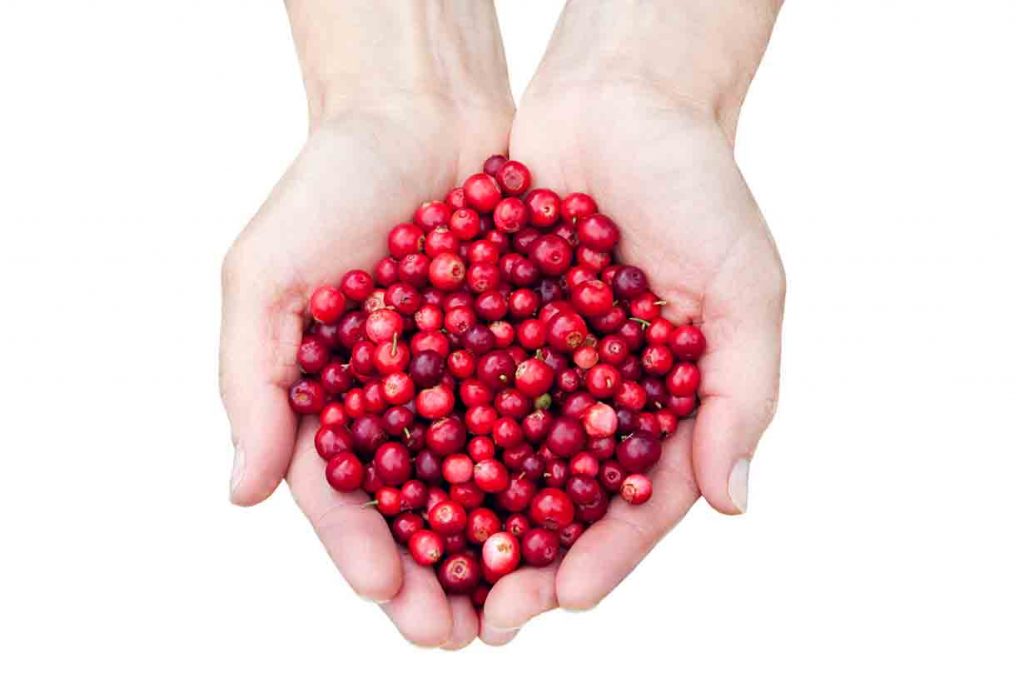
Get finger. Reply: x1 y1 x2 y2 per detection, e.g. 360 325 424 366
482 563 559 633
380 554 453 648
556 421 700 610
693 241 785 514
220 249 302 506
287 418 403 603
479 612 519 647
441 596 479 651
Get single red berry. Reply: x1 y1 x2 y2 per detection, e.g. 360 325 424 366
408 529 445 566
374 442 412 486
571 280 614 317
319 401 347 428
569 451 601 479
375 487 402 516
449 208 482 241
413 200 452 230
427 500 468 535
670 324 707 360
467 507 502 544
576 214 621 251
666 361 701 396
428 252 466 291
514 357 555 398
445 186 467 210
505 513 531 538
611 265 649 299
495 477 537 513
599 460 626 492
529 487 575 530
288 378 325 415
416 384 455 419
399 479 428 510
585 363 622 399
315 424 354 460
424 226 460 258
524 188 561 227
340 269 374 302
387 222 424 257
616 431 663 473
496 160 532 195
297 335 330 374
438 552 481 595
566 475 602 506
520 528 559 567
441 453 474 485
482 154 508 176
309 285 347 324
530 234 573 276
560 192 598 224
392 512 425 544
620 473 653 505
559 522 585 548
548 312 588 352
463 173 503 212
641 345 675 376
473 458 510 493
325 452 364 492
493 197 528 233
364 309 403 344
449 481 486 509
482 531 521 583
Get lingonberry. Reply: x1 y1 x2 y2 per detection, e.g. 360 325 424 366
620 473 653 505
576 214 621 251
495 477 536 513
339 269 374 302
374 442 412 487
325 452 364 492
560 192 598 224
493 197 528 233
414 201 452 231
666 361 701 396
387 223 424 258
585 363 622 399
468 435 496 462
449 481 485 509
399 478 428 510
319 401 347 428
408 529 444 566
611 265 649 300
482 531 521 582
428 500 468 535
616 430 663 473
569 452 600 479
496 160 531 195
529 488 575 530
288 378 325 415
467 507 502 544
438 552 481 595
559 522 585 548
424 226 459 258
315 424 354 461
442 453 474 485
530 234 573 276
477 350 515 389
392 512 425 544
463 172 502 212
398 253 430 286
309 285 347 324
566 475 602 506
473 458 510 493
524 188 561 227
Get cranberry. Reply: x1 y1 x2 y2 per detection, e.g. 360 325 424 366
450 481 486 509
414 200 452 230
288 378 325 415
559 522 585 548
325 452 364 492
670 324 707 360
392 512 424 544
408 529 444 566
468 435 496 462
467 507 502 544
666 361 701 396
319 402 347 428
477 350 515 389
315 424 353 460
585 363 622 398
616 431 663 473
641 345 674 375
483 154 508 176
399 478 428 510
340 269 374 302
463 173 502 212
560 192 598 224
297 335 330 374
374 487 402 516
571 280 614 317
428 252 466 291
620 473 653 505
514 357 555 398
482 531 521 583
611 265 649 299
388 222 424 258
493 197 528 233
566 475 602 506
449 208 482 240
438 552 481 595
548 312 588 352
473 458 510 493
599 460 626 492
530 234 573 276
576 214 620 251
529 488 575 530
442 453 474 484
496 160 531 195
309 285 347 324
424 226 459 257
428 500 468 535
374 442 412 486
496 478 536 512
524 188 561 227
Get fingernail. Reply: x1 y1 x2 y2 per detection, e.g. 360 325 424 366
230 444 246 498
728 458 750 513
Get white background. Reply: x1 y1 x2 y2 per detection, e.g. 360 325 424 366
1 1 1022 680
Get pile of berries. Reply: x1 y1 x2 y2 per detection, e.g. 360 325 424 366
288 156 705 602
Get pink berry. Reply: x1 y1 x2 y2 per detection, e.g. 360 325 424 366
620 473 653 505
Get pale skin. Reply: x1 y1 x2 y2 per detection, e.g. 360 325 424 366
220 0 784 649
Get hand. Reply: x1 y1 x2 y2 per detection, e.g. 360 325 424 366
479 1 785 643
220 0 513 649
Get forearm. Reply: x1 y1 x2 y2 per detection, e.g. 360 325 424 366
286 0 512 126
533 0 782 136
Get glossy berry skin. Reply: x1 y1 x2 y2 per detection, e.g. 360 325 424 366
428 500 468 535
530 234 573 276
560 192 598 224
576 214 621 251
428 253 466 291
620 473 653 505
309 285 347 324
529 488 575 530
473 458 510 493
514 357 555 398
493 197 528 233
374 443 412 486
463 173 502 212
670 324 707 360
288 378 325 415
340 269 374 301
315 425 354 460
496 160 531 195
548 312 588 352
570 280 614 317
467 507 502 544
611 265 649 300
438 552 481 595
388 223 424 258
481 531 521 583
325 453 364 492
666 361 701 396
408 529 444 566
524 188 561 228
521 528 559 567
391 512 424 544
616 431 663 473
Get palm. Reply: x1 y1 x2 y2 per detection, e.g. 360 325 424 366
479 83 785 635
220 99 510 648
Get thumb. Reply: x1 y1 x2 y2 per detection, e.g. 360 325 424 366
692 240 785 514
219 250 302 506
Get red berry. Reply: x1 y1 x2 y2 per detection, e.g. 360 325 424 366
288 378 325 415
571 280 614 317
414 201 452 230
438 552 481 594
616 431 663 473
493 197 528 233
560 192 598 224
428 252 466 291
428 500 468 535
481 531 521 583
670 325 707 360
576 214 620 251
442 453 474 485
529 488 575 530
482 154 508 176
620 473 653 505
374 442 412 486
473 458 510 493
524 188 561 227
467 507 502 544
388 223 424 257
530 234 573 276
408 529 444 566
463 173 503 212
309 285 347 324
666 361 701 396
340 270 374 302
520 528 559 567
548 312 588 352
496 160 532 195
325 452 364 492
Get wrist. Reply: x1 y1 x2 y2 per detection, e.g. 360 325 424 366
531 0 782 135
286 0 513 127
